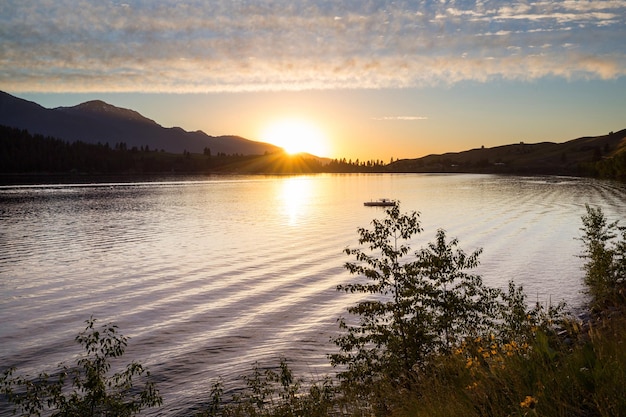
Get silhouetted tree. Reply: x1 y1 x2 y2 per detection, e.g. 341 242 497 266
331 205 501 386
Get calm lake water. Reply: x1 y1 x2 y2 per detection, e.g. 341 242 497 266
1 173 625 415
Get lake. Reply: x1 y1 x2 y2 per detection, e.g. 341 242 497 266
1 173 625 415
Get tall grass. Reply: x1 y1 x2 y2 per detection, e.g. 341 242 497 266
387 317 626 417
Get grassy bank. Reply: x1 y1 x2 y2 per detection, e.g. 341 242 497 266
384 311 626 417
195 307 625 417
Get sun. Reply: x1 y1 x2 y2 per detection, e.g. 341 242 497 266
260 118 329 156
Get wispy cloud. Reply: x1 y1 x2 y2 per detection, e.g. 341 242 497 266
1 0 624 93
372 116 429 121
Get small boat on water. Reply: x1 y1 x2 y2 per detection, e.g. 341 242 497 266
363 198 396 207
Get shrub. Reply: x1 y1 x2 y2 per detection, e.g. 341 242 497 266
1 317 162 417
198 358 335 417
330 205 528 391
579 204 626 309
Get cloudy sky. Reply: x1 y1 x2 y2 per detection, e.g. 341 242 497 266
2 0 625 159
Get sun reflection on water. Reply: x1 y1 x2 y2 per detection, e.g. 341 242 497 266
280 177 313 226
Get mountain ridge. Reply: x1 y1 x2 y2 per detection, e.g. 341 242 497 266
0 91 280 155
57 100 154 124
1 90 624 179
388 129 626 176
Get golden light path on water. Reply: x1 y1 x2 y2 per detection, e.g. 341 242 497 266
280 176 315 226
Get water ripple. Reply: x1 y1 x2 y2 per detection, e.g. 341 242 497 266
1 174 625 416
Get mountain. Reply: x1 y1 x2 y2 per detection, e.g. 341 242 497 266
388 129 626 176
0 91 280 155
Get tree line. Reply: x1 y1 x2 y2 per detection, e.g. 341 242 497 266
0 125 391 175
0 125 188 174
586 151 626 181
4 124 625 179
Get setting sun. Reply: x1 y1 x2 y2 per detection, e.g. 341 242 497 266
261 119 329 156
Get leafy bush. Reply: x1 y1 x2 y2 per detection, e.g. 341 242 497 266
330 204 564 403
579 204 626 309
1 317 162 417
198 358 335 417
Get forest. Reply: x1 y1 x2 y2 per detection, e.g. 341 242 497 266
0 125 390 177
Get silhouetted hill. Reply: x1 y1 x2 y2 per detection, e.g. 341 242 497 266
0 91 280 155
0 124 334 180
388 129 626 177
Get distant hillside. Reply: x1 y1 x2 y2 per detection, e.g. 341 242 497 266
388 129 626 178
0 124 339 180
0 91 281 155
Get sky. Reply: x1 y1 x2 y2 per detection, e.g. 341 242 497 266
1 0 625 160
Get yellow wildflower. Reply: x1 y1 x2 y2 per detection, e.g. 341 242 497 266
520 395 538 409
466 381 479 390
